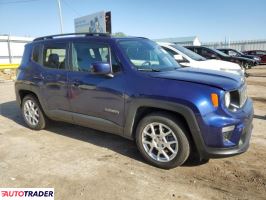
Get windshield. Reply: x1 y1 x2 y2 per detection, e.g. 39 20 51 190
209 47 230 57
118 39 180 71
234 49 244 55
170 44 206 61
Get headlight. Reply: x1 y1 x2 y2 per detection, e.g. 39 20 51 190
224 92 230 108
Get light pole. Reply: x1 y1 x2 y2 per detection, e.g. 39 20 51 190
57 0 64 33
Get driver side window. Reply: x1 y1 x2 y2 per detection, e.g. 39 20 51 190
228 50 237 56
201 49 215 59
71 42 121 73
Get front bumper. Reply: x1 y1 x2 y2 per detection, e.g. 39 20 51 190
202 115 253 158
195 98 254 159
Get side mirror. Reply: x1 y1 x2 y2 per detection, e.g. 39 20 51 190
174 54 184 61
91 62 111 75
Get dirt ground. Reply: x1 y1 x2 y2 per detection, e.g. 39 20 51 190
0 66 266 200
0 69 16 81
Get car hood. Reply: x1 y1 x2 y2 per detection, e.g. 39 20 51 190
188 59 241 70
243 55 259 60
150 67 244 91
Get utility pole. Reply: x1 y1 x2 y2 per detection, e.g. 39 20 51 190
56 0 64 33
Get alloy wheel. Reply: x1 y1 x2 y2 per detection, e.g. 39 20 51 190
141 122 178 162
23 99 40 126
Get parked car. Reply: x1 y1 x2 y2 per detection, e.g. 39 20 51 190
185 46 256 69
15 33 254 169
242 50 266 64
218 48 261 65
159 42 244 76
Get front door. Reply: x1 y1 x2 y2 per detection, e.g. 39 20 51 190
67 40 125 134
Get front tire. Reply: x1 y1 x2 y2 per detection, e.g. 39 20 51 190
22 95 47 130
243 62 249 69
136 112 190 169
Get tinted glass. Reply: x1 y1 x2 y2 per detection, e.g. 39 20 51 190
32 44 40 63
72 42 120 73
170 44 206 61
43 43 67 69
234 49 244 55
209 48 229 57
201 48 214 58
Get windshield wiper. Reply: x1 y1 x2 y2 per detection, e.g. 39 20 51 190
137 68 161 72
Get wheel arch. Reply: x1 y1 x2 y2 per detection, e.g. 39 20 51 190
124 99 205 156
18 89 39 107
15 82 46 109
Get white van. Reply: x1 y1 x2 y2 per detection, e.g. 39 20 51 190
158 42 244 76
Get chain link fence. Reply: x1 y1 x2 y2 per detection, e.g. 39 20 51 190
202 39 266 51
0 35 33 65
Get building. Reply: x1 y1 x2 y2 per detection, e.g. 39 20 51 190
154 36 201 46
0 35 33 64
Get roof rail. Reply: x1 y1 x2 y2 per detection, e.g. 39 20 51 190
33 32 110 41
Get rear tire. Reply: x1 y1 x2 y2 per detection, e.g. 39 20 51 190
136 112 190 169
21 95 47 130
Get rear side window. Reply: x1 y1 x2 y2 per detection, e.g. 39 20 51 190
71 42 121 73
201 48 213 58
42 43 67 69
32 44 41 63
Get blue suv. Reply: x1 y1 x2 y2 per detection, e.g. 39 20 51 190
15 33 254 169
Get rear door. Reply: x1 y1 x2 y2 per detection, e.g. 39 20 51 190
39 42 72 121
67 40 125 133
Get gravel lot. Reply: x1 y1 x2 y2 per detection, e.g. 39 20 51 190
0 66 266 200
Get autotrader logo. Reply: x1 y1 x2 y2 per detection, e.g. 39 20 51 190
0 188 54 199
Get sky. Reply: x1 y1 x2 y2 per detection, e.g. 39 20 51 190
0 0 265 42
